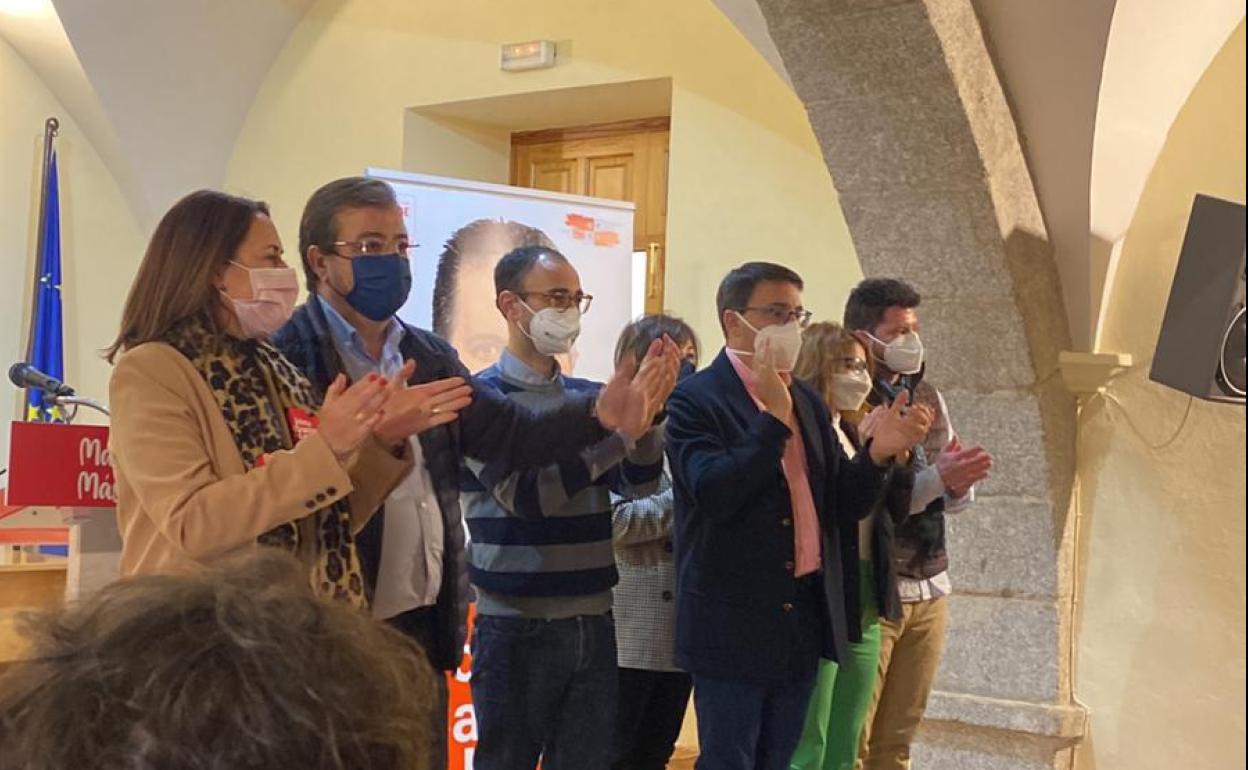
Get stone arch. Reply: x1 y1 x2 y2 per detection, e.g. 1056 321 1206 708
755 1 1082 767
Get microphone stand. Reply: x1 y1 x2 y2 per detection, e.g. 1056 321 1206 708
43 393 110 421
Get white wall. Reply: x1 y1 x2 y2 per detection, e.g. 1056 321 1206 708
1075 22 1246 770
1 33 144 464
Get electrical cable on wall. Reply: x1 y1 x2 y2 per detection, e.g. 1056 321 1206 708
1030 367 1061 392
1099 390 1195 450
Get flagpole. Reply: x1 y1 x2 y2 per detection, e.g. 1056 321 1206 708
25 116 59 363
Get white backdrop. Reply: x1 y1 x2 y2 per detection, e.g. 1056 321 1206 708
367 168 636 382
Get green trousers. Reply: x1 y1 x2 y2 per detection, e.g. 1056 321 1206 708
789 562 883 770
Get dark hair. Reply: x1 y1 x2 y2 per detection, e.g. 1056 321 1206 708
843 278 921 332
0 551 435 770
432 219 556 337
715 262 804 331
298 177 399 293
493 244 569 297
106 190 269 362
614 313 701 367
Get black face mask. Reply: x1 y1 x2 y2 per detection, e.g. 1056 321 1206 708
874 374 914 405
678 359 697 381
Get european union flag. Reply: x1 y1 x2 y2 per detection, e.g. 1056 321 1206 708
26 151 64 422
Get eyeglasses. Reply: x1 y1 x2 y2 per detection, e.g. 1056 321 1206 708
739 305 814 328
518 290 594 314
330 237 413 258
834 357 870 374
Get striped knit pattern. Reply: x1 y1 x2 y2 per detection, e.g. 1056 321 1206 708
462 351 663 619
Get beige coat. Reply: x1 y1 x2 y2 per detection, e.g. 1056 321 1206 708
108 342 412 577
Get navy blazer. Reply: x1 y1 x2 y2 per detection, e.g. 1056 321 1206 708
272 299 606 670
665 350 889 684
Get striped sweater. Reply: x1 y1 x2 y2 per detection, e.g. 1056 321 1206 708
462 349 664 619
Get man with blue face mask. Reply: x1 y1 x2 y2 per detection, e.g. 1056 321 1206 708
665 262 932 770
273 178 680 770
461 245 681 770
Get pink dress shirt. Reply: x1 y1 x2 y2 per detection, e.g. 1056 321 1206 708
726 349 822 576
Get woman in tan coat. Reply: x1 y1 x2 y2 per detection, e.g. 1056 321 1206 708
106 190 468 607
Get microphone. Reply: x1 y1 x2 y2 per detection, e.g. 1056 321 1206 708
8 362 75 397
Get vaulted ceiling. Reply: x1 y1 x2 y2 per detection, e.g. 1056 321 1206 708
0 0 311 226
716 0 1243 349
2 0 1243 348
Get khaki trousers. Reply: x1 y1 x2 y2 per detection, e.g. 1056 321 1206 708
855 597 948 770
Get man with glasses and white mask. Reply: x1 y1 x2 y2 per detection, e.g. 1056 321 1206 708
461 245 681 770
842 278 993 770
664 262 932 770
273 179 680 770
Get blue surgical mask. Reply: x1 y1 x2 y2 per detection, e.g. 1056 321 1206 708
340 254 411 322
678 359 697 381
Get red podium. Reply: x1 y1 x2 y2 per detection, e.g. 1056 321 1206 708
6 421 121 599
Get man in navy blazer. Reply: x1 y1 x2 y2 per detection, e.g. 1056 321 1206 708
273 177 678 769
665 262 929 770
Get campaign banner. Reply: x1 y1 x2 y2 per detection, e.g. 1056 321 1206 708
448 604 478 770
6 422 115 508
367 168 636 382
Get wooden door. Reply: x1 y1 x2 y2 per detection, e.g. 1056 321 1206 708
512 118 669 313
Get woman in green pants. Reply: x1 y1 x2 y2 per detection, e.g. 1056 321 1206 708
789 323 919 770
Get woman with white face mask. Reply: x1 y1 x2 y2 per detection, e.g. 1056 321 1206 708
106 190 418 604
788 322 923 770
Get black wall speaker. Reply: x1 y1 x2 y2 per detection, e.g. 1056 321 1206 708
1150 194 1246 403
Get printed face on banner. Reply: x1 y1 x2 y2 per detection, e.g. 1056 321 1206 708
432 218 577 375
388 175 634 382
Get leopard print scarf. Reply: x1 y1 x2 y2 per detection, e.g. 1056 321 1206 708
164 317 366 607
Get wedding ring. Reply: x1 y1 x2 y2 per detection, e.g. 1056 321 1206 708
430 406 442 415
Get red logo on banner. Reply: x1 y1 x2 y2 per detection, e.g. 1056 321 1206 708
565 212 621 249
7 422 115 508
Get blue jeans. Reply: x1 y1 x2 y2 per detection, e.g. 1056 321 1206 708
693 673 819 770
471 613 618 770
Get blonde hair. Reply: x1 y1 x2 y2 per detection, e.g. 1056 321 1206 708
793 321 874 417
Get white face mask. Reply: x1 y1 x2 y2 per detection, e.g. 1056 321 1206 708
831 371 873 412
868 331 924 375
519 300 582 356
731 311 803 372
221 262 298 340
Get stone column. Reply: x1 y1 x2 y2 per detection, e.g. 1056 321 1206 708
755 0 1086 767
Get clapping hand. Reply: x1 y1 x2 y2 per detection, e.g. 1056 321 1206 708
866 391 934 465
857 405 885 442
318 373 390 462
373 360 474 445
752 338 793 425
635 336 682 420
936 435 992 497
596 336 682 440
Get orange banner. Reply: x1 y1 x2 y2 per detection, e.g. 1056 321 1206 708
447 604 478 770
